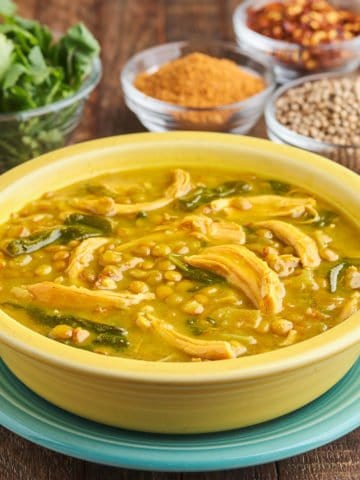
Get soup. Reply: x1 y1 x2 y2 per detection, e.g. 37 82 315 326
0 167 359 362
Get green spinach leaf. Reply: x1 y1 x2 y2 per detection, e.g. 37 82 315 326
0 1 100 168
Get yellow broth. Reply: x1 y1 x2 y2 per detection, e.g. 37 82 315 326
0 167 359 362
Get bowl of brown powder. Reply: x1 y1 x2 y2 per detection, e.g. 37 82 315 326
120 40 275 133
265 70 360 172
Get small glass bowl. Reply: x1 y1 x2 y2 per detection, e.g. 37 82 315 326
233 0 360 83
265 71 360 172
120 40 275 133
0 57 102 171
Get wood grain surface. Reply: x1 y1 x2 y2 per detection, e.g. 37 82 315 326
0 1 359 479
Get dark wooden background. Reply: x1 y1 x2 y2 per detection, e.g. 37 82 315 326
0 1 359 479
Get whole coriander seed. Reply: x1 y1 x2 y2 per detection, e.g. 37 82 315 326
275 75 360 146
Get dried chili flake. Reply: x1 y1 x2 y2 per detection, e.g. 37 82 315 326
247 0 360 71
247 0 360 47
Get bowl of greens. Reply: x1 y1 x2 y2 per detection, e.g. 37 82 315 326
0 0 101 171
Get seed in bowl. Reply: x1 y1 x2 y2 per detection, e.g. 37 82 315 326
0 167 359 362
275 75 360 145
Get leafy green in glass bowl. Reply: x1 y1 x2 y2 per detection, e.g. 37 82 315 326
0 0 101 170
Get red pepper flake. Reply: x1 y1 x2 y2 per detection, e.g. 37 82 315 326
247 0 360 46
247 0 360 71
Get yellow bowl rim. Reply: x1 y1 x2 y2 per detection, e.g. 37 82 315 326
0 132 359 383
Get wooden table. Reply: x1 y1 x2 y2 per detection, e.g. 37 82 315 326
1 1 359 479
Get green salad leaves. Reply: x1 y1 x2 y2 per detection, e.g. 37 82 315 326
0 0 100 168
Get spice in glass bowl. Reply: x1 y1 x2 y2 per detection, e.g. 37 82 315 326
246 0 360 72
121 41 274 133
134 52 265 108
275 75 360 145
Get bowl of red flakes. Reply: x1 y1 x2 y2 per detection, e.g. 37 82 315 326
233 0 360 83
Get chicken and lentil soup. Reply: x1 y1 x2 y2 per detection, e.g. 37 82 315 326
0 167 359 362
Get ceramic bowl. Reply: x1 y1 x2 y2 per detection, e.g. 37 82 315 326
0 132 359 434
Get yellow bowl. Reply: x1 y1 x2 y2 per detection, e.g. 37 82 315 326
0 132 359 434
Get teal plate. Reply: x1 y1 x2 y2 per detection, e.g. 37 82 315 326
0 358 359 472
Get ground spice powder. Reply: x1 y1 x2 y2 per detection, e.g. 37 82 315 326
134 52 265 108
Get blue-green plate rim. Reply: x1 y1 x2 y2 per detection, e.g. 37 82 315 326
0 358 359 472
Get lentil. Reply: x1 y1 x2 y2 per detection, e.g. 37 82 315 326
147 270 163 285
140 259 155 270
133 244 151 256
151 244 172 257
54 275 65 283
129 280 149 294
155 285 174 299
157 259 176 271
53 260 67 271
53 250 70 261
164 270 182 282
49 324 73 340
176 279 195 293
165 293 184 306
193 293 209 305
35 264 52 276
200 286 219 295
100 250 123 265
67 240 80 249
129 268 149 279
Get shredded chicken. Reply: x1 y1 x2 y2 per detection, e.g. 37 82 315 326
254 220 321 269
314 230 339 262
338 292 360 321
345 266 360 290
13 282 154 310
71 169 191 216
210 195 318 221
66 237 109 283
279 329 298 346
72 196 117 216
178 215 245 244
264 252 300 277
186 244 285 314
136 308 246 360
164 169 192 199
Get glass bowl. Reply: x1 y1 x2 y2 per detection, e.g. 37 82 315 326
265 71 360 172
233 0 360 83
0 57 102 172
120 40 275 133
